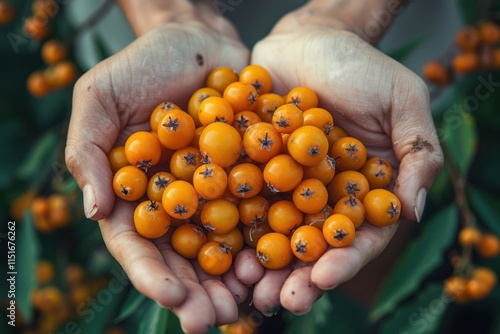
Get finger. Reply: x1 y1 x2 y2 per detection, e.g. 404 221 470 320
311 222 399 290
252 267 292 316
222 265 249 304
66 73 120 220
234 248 265 286
280 265 324 315
390 78 444 222
193 262 238 326
99 199 186 307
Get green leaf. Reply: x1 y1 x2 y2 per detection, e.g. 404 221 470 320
138 300 169 334
455 0 480 24
284 294 333 334
386 33 429 62
114 288 146 323
379 283 447 334
369 205 459 322
467 186 500 236
16 213 40 323
16 130 58 182
443 112 478 178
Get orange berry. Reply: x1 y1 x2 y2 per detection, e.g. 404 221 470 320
458 226 482 247
479 22 500 45
27 71 51 97
476 234 500 258
452 53 480 74
0 1 15 25
455 26 480 51
24 15 51 40
41 39 67 64
444 276 468 303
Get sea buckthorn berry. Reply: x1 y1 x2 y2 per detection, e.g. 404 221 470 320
47 61 78 89
256 232 293 269
206 67 239 94
268 200 303 236
422 60 450 86
24 15 50 40
476 234 500 258
47 194 70 227
223 81 258 112
465 267 497 301
113 166 147 201
333 196 365 229
64 264 86 286
452 53 480 74
244 222 273 248
255 93 285 123
326 125 348 147
444 276 468 303
199 122 242 168
360 157 393 189
232 111 262 136
286 86 318 111
302 107 334 135
304 205 333 230
458 226 482 247
36 260 55 284
0 1 15 25
147 171 176 202
108 146 129 174
291 225 327 262
162 180 199 219
125 131 162 171
207 228 244 257
201 199 239 235
134 200 171 239
263 154 303 193
327 170 370 204
198 241 232 276
479 22 500 45
287 125 329 167
169 146 202 182
171 224 207 259
189 126 205 148
27 71 51 97
363 189 401 226
243 122 283 164
239 64 273 94
157 109 196 150
41 40 67 65
330 136 367 171
302 155 336 185
227 163 264 198
271 103 304 134
150 101 180 132
292 178 328 214
193 163 227 200
198 96 234 125
31 197 49 218
455 26 480 51
323 213 356 248
188 87 221 126
238 195 269 226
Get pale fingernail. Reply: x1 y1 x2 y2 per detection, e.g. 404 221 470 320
83 184 98 219
414 188 427 223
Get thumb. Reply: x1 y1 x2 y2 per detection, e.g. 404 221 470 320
391 78 444 222
65 73 119 221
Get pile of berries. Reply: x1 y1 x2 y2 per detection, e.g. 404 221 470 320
423 21 500 86
109 64 402 275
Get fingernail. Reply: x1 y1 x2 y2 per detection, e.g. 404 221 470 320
83 184 98 219
414 188 427 223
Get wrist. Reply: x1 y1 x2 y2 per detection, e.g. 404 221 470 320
271 0 407 45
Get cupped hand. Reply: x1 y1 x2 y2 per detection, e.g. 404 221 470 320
244 25 444 314
65 17 250 333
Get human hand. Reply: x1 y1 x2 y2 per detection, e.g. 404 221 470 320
65 7 250 332
243 16 444 315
